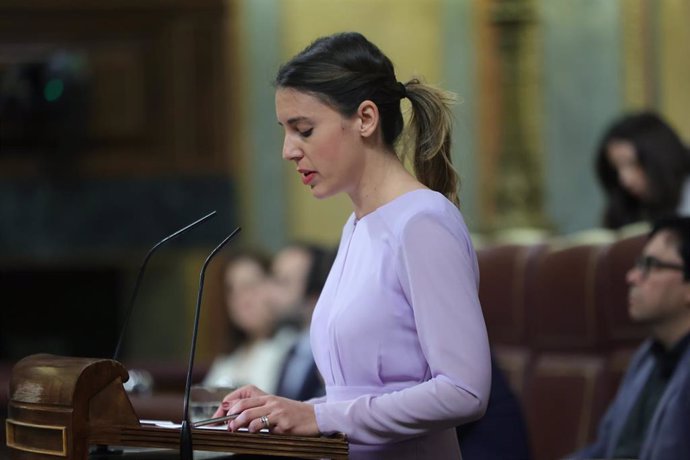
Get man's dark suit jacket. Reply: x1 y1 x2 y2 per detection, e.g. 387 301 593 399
456 357 531 460
275 333 325 402
570 338 690 460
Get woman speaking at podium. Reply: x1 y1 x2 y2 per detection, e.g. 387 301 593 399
214 31 491 459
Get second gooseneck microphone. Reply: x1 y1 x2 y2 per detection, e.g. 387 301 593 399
112 210 218 362
180 227 242 460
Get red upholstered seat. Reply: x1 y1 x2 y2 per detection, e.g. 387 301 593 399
493 345 531 400
526 244 608 351
477 244 546 346
523 353 608 460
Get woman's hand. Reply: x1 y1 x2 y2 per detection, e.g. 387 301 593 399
211 385 268 419
212 384 319 436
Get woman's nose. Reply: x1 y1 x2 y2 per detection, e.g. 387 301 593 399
282 137 303 161
619 170 636 189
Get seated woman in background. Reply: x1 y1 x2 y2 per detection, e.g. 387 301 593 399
203 250 297 393
596 111 690 229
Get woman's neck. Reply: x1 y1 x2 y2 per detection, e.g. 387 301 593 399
245 328 271 347
348 148 425 220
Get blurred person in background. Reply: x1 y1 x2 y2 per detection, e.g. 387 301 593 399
203 250 297 393
273 243 334 402
268 242 318 328
568 216 690 460
456 356 531 460
596 111 690 229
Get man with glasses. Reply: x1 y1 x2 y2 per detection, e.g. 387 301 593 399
570 216 690 459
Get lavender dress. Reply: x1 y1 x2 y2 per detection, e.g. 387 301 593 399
310 189 491 459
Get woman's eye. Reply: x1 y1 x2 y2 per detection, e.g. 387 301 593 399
299 128 313 138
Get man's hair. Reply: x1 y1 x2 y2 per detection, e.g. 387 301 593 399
651 216 690 280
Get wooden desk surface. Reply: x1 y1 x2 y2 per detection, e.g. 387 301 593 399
89 446 306 459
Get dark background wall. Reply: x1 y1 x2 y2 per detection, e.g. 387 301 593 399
0 0 239 364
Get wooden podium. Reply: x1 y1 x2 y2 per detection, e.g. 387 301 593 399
5 354 348 459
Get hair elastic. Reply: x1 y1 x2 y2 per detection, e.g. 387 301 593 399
397 81 407 99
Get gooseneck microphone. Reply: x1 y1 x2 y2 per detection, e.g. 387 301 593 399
180 227 242 460
112 210 218 361
92 211 217 458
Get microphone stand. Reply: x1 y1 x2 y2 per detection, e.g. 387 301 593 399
180 227 242 460
93 210 217 458
113 210 217 361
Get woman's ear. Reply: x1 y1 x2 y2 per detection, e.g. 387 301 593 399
356 100 379 138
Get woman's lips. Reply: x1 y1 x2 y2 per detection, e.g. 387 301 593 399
300 170 316 185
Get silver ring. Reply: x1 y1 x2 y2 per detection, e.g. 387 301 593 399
260 415 269 428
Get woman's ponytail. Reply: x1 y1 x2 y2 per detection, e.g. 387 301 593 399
404 79 460 206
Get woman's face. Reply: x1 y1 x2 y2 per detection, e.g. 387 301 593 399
224 259 272 338
275 88 363 199
607 140 650 200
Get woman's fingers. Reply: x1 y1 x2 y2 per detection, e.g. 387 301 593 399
210 404 226 419
213 384 267 419
210 397 238 418
248 413 271 433
225 396 319 436
221 384 266 403
228 403 267 432
228 396 263 414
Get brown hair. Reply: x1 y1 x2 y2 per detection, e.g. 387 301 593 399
275 32 460 206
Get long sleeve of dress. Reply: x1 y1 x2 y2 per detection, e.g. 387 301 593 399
313 210 491 445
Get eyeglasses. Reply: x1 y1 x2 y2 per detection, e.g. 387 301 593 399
634 255 685 277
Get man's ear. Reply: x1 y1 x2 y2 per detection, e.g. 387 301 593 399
356 100 379 138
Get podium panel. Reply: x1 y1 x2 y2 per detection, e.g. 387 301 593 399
5 354 348 460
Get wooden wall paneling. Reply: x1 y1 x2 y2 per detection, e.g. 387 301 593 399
0 0 230 178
